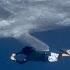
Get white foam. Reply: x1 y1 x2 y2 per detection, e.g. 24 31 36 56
48 52 59 62
10 53 16 61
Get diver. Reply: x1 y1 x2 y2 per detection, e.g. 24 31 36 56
10 46 70 64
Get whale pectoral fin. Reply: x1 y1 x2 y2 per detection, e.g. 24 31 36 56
17 33 49 51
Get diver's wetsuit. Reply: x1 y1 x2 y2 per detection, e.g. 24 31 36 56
15 46 49 64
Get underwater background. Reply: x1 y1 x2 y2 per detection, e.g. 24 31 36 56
0 28 70 70
0 1 70 70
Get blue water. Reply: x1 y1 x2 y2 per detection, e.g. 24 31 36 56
0 28 70 70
